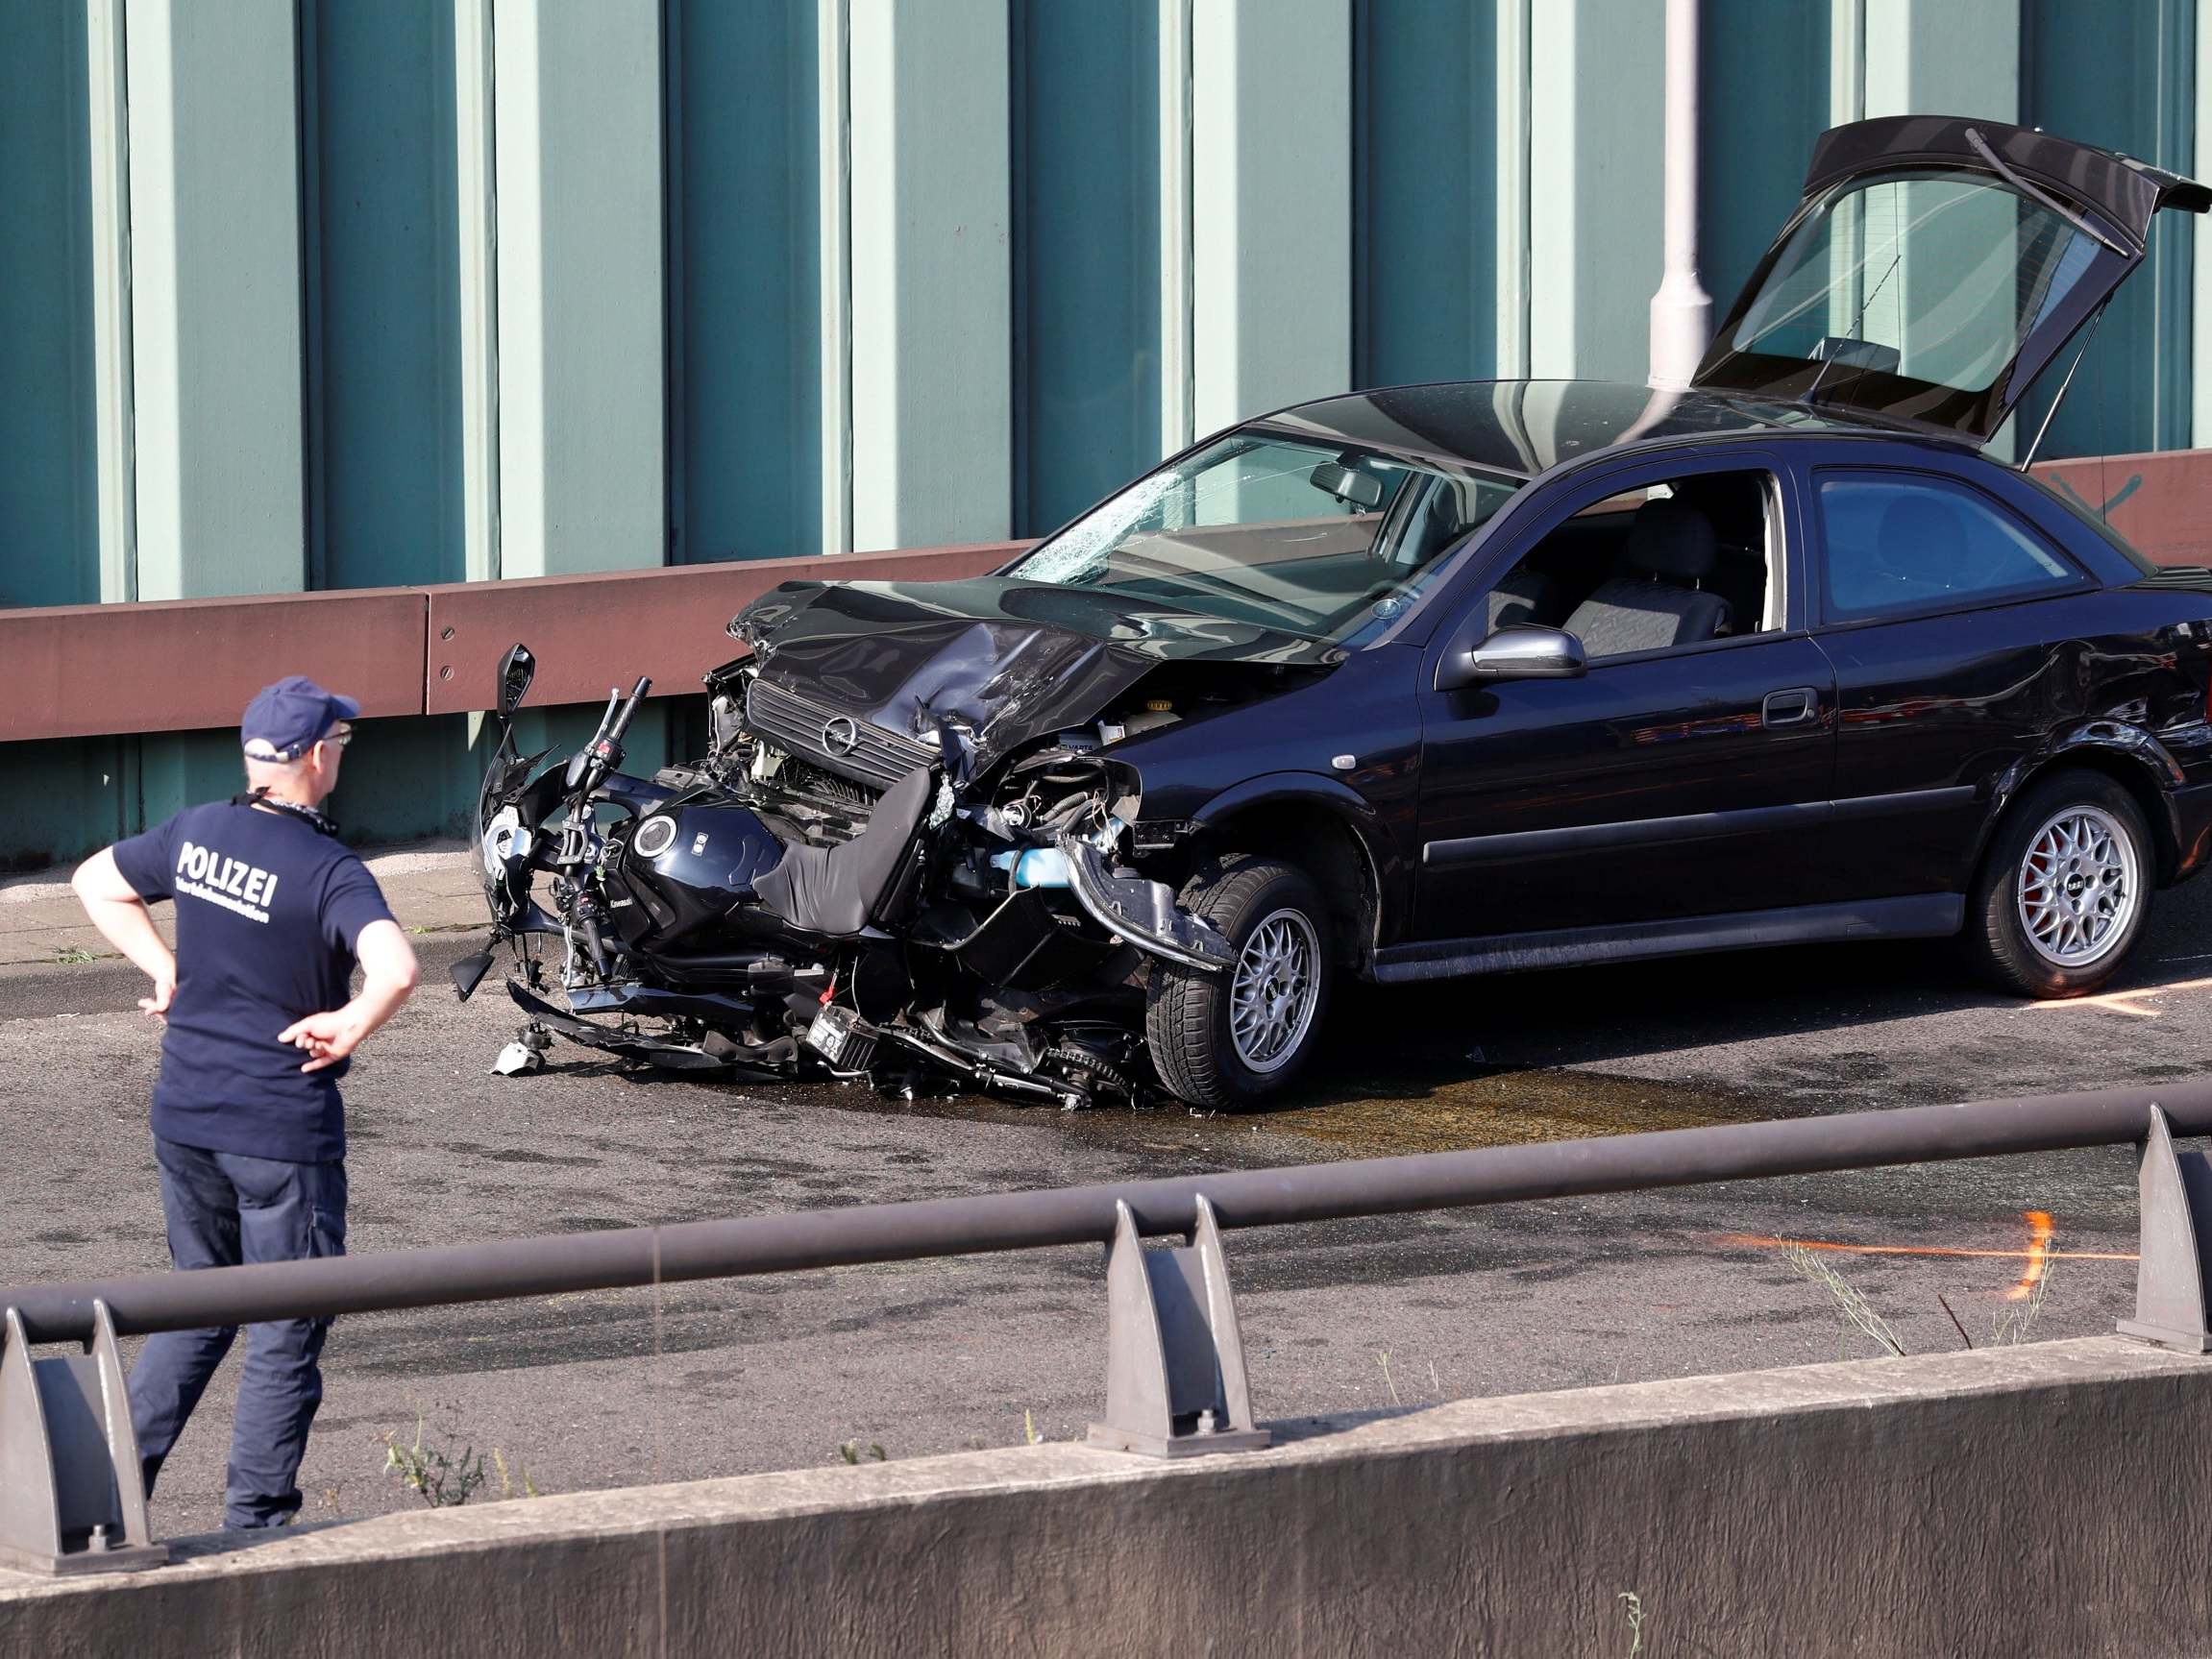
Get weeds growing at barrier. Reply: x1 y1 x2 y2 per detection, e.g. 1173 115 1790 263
1783 1232 2063 1359
1782 1244 1907 1358
1991 1256 2058 1346
382 1411 485 1507
381 1408 539 1506
491 1446 539 1500
839 1440 887 1464
1618 1590 1648 1656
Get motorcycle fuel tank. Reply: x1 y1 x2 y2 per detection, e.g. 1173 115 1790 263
617 802 785 948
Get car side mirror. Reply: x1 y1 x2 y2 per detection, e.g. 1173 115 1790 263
495 643 536 718
1436 625 1586 692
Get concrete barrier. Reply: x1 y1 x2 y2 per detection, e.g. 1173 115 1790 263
3 1334 2208 1657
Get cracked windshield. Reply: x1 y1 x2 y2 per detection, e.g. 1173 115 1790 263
1010 432 1523 642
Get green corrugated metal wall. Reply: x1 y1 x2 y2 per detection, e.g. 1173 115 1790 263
0 0 2206 869
0 0 98 610
2022 0 2198 458
1354 0 1500 387
672 0 822 566
307 0 466 592
1014 1 1162 535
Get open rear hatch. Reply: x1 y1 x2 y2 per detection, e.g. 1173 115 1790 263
1693 115 2211 442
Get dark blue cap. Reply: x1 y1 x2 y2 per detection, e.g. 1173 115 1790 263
241 676 359 762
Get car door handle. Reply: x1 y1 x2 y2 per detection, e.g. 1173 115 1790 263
1761 687 1819 727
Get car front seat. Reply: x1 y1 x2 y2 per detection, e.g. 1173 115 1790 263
754 766 935 938
1561 499 1733 656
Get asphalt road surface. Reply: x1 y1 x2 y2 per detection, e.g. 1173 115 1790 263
4 880 2209 1539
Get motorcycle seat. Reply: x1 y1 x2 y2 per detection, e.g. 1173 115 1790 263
753 766 935 938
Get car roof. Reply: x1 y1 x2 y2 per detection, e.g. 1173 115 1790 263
1258 378 1944 481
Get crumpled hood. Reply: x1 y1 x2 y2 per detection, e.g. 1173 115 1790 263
731 576 1339 770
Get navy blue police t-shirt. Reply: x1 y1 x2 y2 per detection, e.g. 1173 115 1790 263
111 800 395 1163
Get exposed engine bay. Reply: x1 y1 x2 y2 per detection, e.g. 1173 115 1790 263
456 577 1337 1110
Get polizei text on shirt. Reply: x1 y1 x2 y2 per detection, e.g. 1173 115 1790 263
174 841 279 923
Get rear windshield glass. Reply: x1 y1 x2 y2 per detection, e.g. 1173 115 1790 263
1726 167 2102 397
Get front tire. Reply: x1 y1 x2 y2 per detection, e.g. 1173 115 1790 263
1144 855 1331 1110
1965 769 2153 998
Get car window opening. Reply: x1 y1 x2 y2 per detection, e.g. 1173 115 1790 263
1482 469 1782 661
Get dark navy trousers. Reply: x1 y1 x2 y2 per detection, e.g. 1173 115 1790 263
130 1136 347 1529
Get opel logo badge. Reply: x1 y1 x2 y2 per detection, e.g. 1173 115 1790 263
822 715 860 757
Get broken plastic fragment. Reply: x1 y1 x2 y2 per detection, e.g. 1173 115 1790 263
490 1040 544 1077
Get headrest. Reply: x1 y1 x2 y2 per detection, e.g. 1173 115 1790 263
1621 498 1718 584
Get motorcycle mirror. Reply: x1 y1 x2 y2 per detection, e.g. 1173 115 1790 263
495 643 536 719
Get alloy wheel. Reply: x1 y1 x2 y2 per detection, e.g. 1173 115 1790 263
2015 804 2139 969
1228 908 1321 1073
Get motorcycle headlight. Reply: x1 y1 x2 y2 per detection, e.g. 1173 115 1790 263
479 805 532 889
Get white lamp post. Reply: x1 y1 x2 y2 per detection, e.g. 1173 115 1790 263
1648 0 1712 390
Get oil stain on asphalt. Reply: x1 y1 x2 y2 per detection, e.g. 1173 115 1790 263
766 1060 1775 1165
1254 1065 1777 1157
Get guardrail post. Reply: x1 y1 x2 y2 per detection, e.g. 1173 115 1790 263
2117 1106 2212 1354
0 1302 165 1575
1087 1196 1269 1457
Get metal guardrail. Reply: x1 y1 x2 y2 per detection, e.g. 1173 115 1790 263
0 540 1033 744
7 1080 2212 1575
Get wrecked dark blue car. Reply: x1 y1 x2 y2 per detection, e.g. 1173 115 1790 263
466 116 2212 1110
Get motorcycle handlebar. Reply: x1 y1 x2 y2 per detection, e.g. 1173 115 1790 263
605 676 651 744
561 676 653 798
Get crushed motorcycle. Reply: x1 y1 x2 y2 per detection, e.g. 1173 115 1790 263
450 590 1335 1110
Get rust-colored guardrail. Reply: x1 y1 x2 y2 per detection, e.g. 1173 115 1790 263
420 544 1028 716
0 542 1030 744
0 446 2204 747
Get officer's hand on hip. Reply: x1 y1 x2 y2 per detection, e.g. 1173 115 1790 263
278 1011 366 1073
139 975 174 1022
274 919 420 1073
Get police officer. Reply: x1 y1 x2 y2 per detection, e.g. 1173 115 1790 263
71 676 419 1529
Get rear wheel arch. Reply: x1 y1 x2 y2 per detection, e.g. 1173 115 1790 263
1983 737 2180 887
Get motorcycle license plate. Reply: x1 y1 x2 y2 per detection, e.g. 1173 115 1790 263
805 1004 858 1063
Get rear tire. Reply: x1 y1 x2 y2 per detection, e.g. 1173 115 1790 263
1965 769 2153 998
1144 855 1331 1110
